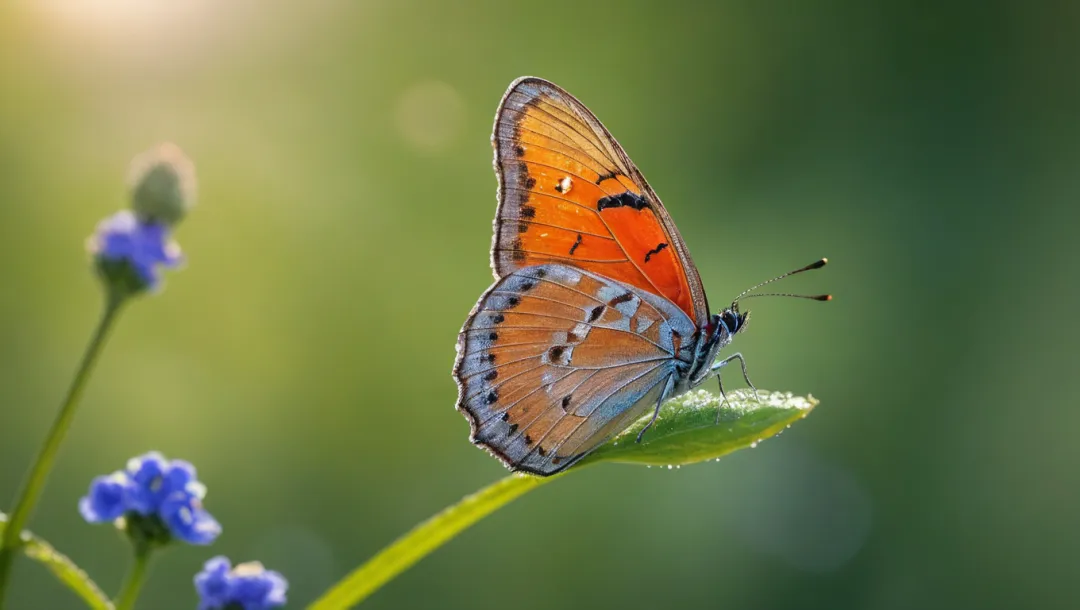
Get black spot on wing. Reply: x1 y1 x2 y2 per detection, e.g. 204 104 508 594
568 234 582 256
597 192 649 212
517 163 536 190
588 305 605 323
643 242 669 263
509 238 527 262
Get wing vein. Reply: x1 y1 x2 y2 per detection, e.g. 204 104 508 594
551 365 669 458
499 218 616 239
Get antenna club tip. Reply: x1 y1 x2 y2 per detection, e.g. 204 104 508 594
821 257 828 265
823 294 833 301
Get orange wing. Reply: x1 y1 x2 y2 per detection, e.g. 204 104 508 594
491 77 710 327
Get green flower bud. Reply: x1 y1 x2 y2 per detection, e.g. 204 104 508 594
128 143 196 227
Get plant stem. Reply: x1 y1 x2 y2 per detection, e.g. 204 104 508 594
114 544 152 610
0 295 125 604
307 473 555 610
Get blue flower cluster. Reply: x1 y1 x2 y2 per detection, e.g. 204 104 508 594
195 556 287 610
88 210 183 293
79 452 220 545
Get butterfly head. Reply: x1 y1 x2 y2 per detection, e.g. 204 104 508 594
717 307 750 337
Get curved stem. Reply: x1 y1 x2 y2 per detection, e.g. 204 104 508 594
307 389 817 609
114 544 152 610
307 474 556 610
0 295 126 604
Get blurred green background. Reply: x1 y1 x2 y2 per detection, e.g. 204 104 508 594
1 1 1078 608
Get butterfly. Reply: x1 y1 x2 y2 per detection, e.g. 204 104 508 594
453 77 829 476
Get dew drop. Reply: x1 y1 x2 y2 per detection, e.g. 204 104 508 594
750 441 758 448
667 464 673 470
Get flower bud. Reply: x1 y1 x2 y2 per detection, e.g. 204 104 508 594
128 143 196 227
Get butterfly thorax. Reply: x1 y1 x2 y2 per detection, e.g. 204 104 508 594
685 309 749 388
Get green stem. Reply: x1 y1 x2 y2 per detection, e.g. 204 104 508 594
113 544 152 610
307 473 557 610
307 390 818 609
0 295 125 604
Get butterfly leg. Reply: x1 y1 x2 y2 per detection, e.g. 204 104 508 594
712 353 757 423
636 373 676 444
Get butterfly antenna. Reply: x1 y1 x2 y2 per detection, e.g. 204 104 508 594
737 292 832 302
732 258 831 307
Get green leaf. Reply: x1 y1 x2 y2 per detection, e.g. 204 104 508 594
583 389 818 467
308 389 817 609
0 512 114 610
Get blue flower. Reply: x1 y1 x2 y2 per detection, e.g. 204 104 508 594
78 472 132 523
124 452 202 516
193 556 232 609
160 490 221 545
88 210 182 294
79 452 220 546
195 556 288 610
124 451 169 515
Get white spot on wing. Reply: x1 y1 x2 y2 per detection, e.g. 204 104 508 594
545 266 581 286
613 295 639 318
636 316 655 334
571 323 590 339
597 286 620 303
658 321 674 351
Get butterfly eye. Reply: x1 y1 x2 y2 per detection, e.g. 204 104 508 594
719 310 740 334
